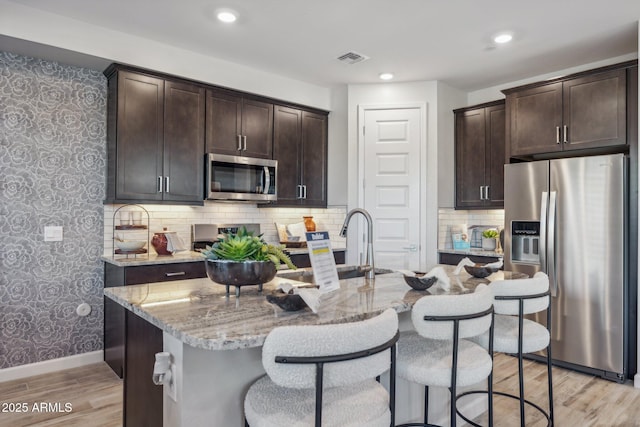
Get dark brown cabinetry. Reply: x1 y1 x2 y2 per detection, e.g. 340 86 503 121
205 89 273 159
104 261 206 427
271 105 328 207
103 261 206 377
454 100 505 209
105 65 205 205
504 61 635 159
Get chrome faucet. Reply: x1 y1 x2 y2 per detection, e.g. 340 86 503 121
340 208 375 280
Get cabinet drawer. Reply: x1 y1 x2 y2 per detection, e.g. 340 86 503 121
125 262 206 285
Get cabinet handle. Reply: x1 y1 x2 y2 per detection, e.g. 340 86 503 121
165 272 186 277
242 135 247 151
237 135 242 151
158 176 163 193
556 126 561 144
563 125 568 143
165 176 170 193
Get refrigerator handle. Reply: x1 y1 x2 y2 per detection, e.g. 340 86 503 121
548 191 558 297
539 192 548 274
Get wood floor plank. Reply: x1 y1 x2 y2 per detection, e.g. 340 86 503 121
3 356 640 426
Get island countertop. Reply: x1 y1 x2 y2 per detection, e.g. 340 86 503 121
104 265 525 351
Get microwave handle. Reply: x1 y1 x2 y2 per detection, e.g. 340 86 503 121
262 166 271 194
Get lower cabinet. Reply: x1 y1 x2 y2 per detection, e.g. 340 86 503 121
438 252 501 266
288 249 345 268
104 261 206 377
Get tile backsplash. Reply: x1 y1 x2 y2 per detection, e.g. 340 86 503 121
104 203 348 256
438 208 504 249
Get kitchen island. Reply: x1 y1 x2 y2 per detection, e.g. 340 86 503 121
104 265 525 426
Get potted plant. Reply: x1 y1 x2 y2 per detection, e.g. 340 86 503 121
201 227 296 296
481 228 499 251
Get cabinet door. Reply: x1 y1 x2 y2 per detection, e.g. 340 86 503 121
163 80 205 202
116 71 164 201
563 69 626 150
205 89 242 155
508 82 563 157
301 111 328 207
272 105 302 205
455 108 486 208
241 98 274 159
485 104 505 207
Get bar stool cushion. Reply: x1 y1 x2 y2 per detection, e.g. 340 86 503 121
244 376 390 427
474 314 550 354
396 331 492 388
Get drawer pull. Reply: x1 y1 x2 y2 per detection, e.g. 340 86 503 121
165 272 186 277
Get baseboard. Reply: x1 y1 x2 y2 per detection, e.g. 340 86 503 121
0 351 103 383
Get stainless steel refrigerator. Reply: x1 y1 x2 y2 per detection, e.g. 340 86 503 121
504 153 629 382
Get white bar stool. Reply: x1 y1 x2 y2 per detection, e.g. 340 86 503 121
244 308 399 427
458 272 554 426
395 284 495 427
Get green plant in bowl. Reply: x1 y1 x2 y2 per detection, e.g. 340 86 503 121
201 227 296 270
482 229 499 239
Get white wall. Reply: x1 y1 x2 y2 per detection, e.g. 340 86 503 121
346 81 439 269
0 0 331 110
327 85 349 206
436 82 467 208
467 53 638 106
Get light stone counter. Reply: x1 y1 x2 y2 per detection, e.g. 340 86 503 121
102 251 205 267
104 266 523 351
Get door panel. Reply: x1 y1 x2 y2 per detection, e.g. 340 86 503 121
363 108 421 271
546 155 625 374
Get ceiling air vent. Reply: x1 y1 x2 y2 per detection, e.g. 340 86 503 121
337 51 370 65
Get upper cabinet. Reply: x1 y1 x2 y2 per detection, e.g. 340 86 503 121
205 89 273 159
504 61 636 160
454 100 505 209
105 65 205 205
271 105 328 207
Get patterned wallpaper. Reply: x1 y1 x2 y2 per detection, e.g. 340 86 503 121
0 52 107 369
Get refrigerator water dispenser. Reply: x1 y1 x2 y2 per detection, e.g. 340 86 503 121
511 221 540 264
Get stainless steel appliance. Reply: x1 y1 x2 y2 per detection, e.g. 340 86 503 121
192 223 261 251
206 153 277 202
504 153 630 382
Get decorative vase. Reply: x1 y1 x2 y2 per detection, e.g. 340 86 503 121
152 228 173 255
303 216 316 232
481 236 497 251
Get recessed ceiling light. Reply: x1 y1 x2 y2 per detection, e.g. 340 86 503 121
379 72 394 81
493 33 513 44
217 10 237 23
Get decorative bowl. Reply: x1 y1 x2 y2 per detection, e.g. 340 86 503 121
114 239 146 251
464 264 499 279
403 273 438 291
205 259 277 286
266 292 307 311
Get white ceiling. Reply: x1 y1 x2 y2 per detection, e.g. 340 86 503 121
4 0 640 91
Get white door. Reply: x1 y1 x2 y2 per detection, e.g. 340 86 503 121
361 107 422 271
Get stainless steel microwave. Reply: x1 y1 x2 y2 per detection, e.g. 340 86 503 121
206 153 277 202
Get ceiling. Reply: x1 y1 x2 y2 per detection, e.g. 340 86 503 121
4 0 640 91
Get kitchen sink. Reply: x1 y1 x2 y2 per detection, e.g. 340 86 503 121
278 267 395 284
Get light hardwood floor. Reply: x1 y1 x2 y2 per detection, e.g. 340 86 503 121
1 354 640 426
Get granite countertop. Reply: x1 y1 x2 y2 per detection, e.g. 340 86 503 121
438 248 504 258
104 265 524 351
102 251 205 267
103 247 347 266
